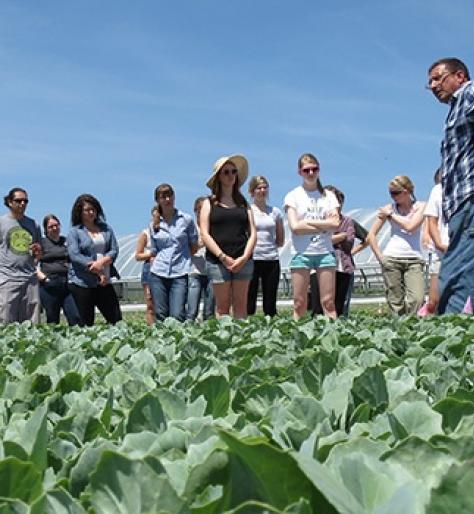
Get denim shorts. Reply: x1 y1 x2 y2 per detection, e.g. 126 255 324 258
206 259 254 284
289 252 336 270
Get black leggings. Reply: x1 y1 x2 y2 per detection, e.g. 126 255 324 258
247 260 280 316
69 283 122 326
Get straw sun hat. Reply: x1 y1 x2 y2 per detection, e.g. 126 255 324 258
206 154 248 189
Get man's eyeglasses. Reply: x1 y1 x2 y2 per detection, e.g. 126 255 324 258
425 71 454 90
12 198 29 204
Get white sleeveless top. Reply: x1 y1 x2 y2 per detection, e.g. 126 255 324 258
383 202 423 259
142 226 153 253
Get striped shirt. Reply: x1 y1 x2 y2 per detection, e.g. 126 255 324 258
441 80 474 222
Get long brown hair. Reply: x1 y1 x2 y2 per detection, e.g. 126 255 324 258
210 169 248 208
298 153 324 194
150 205 160 232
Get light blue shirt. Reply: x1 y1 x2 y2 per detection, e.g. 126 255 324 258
150 210 198 278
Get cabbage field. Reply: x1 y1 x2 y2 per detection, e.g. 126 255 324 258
1 314 474 513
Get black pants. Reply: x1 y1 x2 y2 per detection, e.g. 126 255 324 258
247 260 280 316
40 277 81 325
69 283 122 326
309 271 353 317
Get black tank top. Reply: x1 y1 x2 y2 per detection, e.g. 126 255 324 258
206 203 250 263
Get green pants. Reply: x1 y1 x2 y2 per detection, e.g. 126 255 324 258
382 257 425 315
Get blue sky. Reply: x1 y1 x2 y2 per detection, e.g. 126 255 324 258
1 0 473 235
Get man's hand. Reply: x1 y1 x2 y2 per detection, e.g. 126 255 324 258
30 243 42 259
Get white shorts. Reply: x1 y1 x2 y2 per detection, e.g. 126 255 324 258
429 255 441 275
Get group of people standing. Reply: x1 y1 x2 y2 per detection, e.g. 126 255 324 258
135 151 369 323
371 56 474 317
0 189 122 326
1 56 472 325
134 155 284 324
0 151 365 326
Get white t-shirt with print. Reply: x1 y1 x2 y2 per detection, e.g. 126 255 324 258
284 186 339 255
424 184 449 259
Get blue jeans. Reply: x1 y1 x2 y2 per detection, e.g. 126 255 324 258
186 274 215 321
438 196 474 314
149 273 188 322
40 277 81 325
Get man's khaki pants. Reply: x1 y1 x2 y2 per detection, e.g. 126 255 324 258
0 276 40 323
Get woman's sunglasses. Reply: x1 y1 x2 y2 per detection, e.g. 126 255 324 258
221 168 238 176
301 166 320 174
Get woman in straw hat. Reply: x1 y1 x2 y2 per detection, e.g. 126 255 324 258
367 175 426 315
200 154 256 319
284 153 340 320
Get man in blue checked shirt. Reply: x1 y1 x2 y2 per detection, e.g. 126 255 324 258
428 57 474 313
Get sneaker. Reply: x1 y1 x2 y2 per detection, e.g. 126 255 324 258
462 296 473 314
417 303 430 317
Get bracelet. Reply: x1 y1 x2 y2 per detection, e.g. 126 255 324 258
218 252 225 262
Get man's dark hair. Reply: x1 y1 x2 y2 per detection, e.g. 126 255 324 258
4 187 27 208
429 58 471 80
